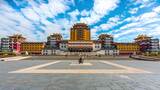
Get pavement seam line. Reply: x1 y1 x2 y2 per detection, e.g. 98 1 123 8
2 56 31 61
100 60 152 73
9 61 61 73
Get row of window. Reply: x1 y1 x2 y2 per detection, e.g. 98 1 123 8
60 45 101 48
95 46 100 48
61 46 67 48
118 48 139 50
22 46 43 48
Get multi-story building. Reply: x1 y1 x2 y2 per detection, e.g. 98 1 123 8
0 38 12 52
98 34 113 49
135 35 159 54
9 34 26 54
68 23 93 52
47 33 62 49
104 44 119 55
115 43 140 55
98 34 118 55
149 39 159 54
70 23 90 41
21 42 45 55
42 33 62 55
135 35 151 53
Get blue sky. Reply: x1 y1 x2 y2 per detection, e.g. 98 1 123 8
0 0 160 42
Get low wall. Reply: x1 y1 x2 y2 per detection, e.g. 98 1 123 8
130 55 160 61
21 55 133 60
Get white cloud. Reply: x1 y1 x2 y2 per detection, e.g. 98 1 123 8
93 0 118 15
68 9 80 21
114 28 145 38
153 6 160 13
80 10 90 17
47 0 70 16
91 26 99 39
113 6 160 40
133 0 155 6
27 0 71 19
0 0 159 42
129 8 138 14
100 22 116 30
80 0 119 25
140 12 158 20
0 0 72 41
119 22 138 30
21 7 40 21
92 16 120 32
13 0 28 7
148 26 160 36
108 16 120 22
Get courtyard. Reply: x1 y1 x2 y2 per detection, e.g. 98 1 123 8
0 56 160 90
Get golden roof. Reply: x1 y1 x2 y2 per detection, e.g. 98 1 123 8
47 33 62 40
9 34 26 39
49 33 62 37
72 23 89 29
134 34 151 40
98 34 113 40
74 23 87 26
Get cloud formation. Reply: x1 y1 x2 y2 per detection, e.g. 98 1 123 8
0 0 159 42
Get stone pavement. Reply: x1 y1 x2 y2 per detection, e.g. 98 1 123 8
0 57 160 90
9 60 150 74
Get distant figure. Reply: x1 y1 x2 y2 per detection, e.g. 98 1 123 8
129 53 132 58
79 56 84 64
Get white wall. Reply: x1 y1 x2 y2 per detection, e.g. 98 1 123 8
93 43 101 51
59 43 68 51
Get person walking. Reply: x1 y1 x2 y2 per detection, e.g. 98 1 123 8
79 56 82 64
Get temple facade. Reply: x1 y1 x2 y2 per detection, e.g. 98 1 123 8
1 23 159 56
135 35 159 54
67 23 94 52
9 34 26 54
70 23 90 41
42 33 62 55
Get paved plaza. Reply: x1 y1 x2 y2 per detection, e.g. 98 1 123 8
1 56 160 90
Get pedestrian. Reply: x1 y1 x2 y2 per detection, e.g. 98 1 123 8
79 57 82 64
